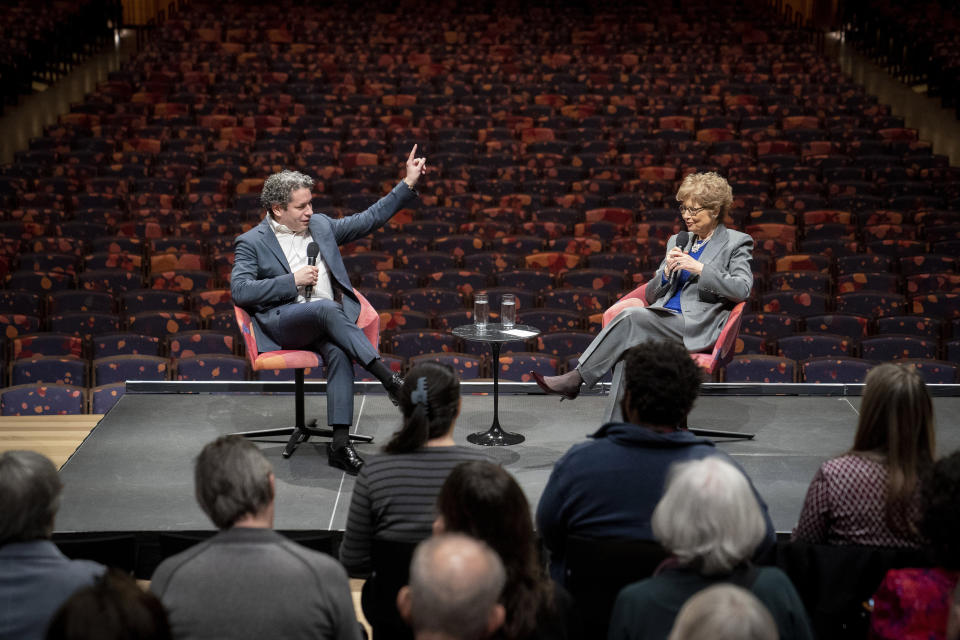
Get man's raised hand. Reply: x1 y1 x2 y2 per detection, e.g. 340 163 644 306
403 144 427 188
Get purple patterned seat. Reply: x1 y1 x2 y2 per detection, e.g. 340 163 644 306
378 310 433 333
559 269 627 294
723 355 797 382
387 330 458 359
409 352 485 380
1 384 86 415
462 252 522 273
47 290 115 314
121 290 188 315
739 313 799 340
92 355 170 385
358 269 421 291
11 356 88 387
399 252 458 273
93 333 162 358
904 273 960 295
497 353 559 382
801 356 874 383
835 292 905 318
127 311 202 338
875 315 942 339
517 308 584 333
6 270 75 293
541 288 611 314
764 271 830 292
11 333 84 360
423 271 491 298
495 269 555 293
909 294 960 320
174 355 249 381
859 335 937 361
79 269 144 293
775 334 851 360
396 288 465 315
48 312 120 339
896 359 958 384
805 314 870 341
166 331 236 358
835 273 899 294
535 331 595 358
0 291 43 316
91 382 125 414
760 291 828 317
735 335 769 355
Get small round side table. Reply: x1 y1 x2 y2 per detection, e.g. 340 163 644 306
451 323 541 446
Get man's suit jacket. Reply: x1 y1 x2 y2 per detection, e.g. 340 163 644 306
643 223 753 353
231 181 417 352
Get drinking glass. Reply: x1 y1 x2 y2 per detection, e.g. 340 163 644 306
501 293 517 328
473 293 489 331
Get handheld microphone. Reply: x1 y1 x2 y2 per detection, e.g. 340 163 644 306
305 242 319 299
676 230 691 252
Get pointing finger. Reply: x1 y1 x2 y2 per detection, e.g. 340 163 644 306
408 145 417 162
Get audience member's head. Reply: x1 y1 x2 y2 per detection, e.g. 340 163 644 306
0 450 62 545
45 569 171 640
621 340 702 429
384 362 461 454
398 534 506 640
920 450 960 569
653 456 766 576
853 363 935 535
947 580 960 640
435 461 550 639
194 435 274 529
667 584 778 640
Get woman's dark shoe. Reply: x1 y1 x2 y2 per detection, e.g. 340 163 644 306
385 373 404 406
531 371 581 401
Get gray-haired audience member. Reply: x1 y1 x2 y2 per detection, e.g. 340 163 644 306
0 451 104 640
607 457 813 640
46 569 171 640
667 584 779 640
398 534 506 640
149 436 360 640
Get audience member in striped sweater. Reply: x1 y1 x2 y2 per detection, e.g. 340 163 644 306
339 361 491 577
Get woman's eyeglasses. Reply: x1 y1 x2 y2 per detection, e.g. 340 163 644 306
678 205 708 215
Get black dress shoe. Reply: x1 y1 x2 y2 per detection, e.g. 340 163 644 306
327 443 364 475
385 372 404 406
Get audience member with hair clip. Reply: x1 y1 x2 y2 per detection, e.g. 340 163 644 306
869 450 960 640
340 362 491 577
608 456 813 640
792 363 936 547
435 461 583 640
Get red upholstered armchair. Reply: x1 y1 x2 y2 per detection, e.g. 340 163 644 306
600 282 750 438
232 291 380 457
602 281 747 378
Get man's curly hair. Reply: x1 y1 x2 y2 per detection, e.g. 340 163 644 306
920 450 960 568
622 340 703 427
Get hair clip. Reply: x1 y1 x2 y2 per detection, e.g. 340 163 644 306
410 376 430 416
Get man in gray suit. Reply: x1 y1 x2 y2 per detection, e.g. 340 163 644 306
231 147 427 474
533 172 753 400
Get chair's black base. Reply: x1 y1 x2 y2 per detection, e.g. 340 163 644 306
232 421 374 458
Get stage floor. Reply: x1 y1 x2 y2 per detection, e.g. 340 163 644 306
56 387 960 537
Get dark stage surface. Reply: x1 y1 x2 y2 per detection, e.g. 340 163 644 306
56 385 960 536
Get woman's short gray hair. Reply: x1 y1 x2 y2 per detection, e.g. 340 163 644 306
260 170 315 214
668 584 778 640
675 172 734 217
194 436 273 529
0 450 62 544
652 456 766 575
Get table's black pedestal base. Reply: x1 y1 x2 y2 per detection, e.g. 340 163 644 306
467 423 525 446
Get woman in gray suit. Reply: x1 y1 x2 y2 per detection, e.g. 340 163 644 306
533 172 753 400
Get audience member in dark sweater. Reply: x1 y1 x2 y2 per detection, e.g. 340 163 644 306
398 534 507 640
667 584 778 640
870 450 960 640
608 457 814 640
150 436 360 640
793 363 935 547
0 451 105 640
435 461 583 640
340 362 490 577
536 340 775 582
47 569 171 640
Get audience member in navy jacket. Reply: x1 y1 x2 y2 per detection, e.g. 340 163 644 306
536 340 775 582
